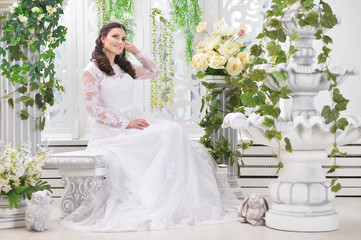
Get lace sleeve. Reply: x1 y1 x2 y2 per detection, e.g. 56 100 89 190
81 70 130 129
133 51 161 80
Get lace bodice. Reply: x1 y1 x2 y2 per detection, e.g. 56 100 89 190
82 52 160 129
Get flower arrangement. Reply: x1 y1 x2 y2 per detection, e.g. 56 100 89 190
192 18 249 78
0 141 51 209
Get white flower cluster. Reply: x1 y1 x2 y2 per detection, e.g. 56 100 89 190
192 18 250 77
0 141 50 194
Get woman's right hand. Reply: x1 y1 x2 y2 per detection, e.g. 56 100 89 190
126 119 149 130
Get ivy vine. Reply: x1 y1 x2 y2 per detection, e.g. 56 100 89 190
94 0 136 42
171 0 202 65
150 8 174 110
0 0 67 130
246 0 342 192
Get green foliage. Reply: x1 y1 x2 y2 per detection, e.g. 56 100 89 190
4 180 52 209
0 0 67 130
171 0 202 65
94 0 136 42
150 8 174 110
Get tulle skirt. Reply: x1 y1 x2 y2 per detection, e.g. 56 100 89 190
62 110 240 232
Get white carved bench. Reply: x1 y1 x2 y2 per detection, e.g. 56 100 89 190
43 151 231 217
43 151 106 217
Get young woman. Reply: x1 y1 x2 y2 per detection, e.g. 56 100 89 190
62 21 240 232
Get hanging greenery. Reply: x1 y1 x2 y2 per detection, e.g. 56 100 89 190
0 0 67 130
150 8 174 110
94 0 136 41
171 0 202 65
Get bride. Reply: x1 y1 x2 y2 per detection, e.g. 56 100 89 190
62 21 240 232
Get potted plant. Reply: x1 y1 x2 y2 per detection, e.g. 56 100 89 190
0 141 51 229
191 18 251 198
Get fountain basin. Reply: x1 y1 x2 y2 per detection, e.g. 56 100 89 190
222 113 361 150
257 63 358 93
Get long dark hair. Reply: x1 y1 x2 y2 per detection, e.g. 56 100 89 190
92 22 136 79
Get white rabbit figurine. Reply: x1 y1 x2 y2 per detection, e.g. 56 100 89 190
238 193 269 226
25 190 52 232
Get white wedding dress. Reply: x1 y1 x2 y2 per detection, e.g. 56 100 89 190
61 52 240 232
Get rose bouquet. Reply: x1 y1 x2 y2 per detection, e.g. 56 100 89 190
192 18 250 78
0 141 52 209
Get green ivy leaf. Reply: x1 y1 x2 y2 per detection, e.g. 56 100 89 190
322 35 333 45
331 183 342 193
241 92 256 107
322 46 331 57
290 31 299 41
250 44 263 57
280 86 292 98
285 137 292 152
8 98 14 108
321 12 338 29
314 29 323 39
20 109 29 120
248 69 266 82
304 11 319 27
267 41 282 56
337 118 349 130
263 117 274 128
318 53 327 64
18 96 35 107
17 86 27 94
301 0 314 10
39 117 46 131
321 105 339 124
286 0 298 5
333 88 349 111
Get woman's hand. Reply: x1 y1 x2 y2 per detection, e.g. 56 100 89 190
124 41 141 55
126 119 149 130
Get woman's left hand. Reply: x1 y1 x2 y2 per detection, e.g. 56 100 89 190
124 41 141 55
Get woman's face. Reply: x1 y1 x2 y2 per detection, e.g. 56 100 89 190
101 27 126 57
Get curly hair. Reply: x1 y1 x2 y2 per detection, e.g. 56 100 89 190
91 22 136 79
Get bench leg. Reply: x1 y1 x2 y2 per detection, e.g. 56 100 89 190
60 176 105 217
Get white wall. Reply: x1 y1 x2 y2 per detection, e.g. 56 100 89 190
315 0 361 117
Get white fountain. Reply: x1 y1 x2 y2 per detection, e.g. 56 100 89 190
222 3 361 232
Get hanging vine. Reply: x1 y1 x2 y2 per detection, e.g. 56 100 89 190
0 0 67 130
150 8 174 110
94 0 136 41
171 0 202 65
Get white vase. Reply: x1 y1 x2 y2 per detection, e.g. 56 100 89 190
0 196 28 229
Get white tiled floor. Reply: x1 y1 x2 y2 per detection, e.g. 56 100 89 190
1 197 361 240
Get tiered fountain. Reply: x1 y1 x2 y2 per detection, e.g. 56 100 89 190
222 3 361 232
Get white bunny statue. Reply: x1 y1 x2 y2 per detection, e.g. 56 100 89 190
238 193 269 226
25 190 52 231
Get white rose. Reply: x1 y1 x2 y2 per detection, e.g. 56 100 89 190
217 26 236 36
192 54 208 72
213 18 225 29
196 41 204 53
204 35 222 50
218 41 238 59
209 55 227 69
31 7 40 13
196 21 207 33
29 28 35 34
18 15 28 23
238 28 247 38
237 51 250 65
12 3 19 8
206 50 218 60
226 57 243 76
37 14 45 21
